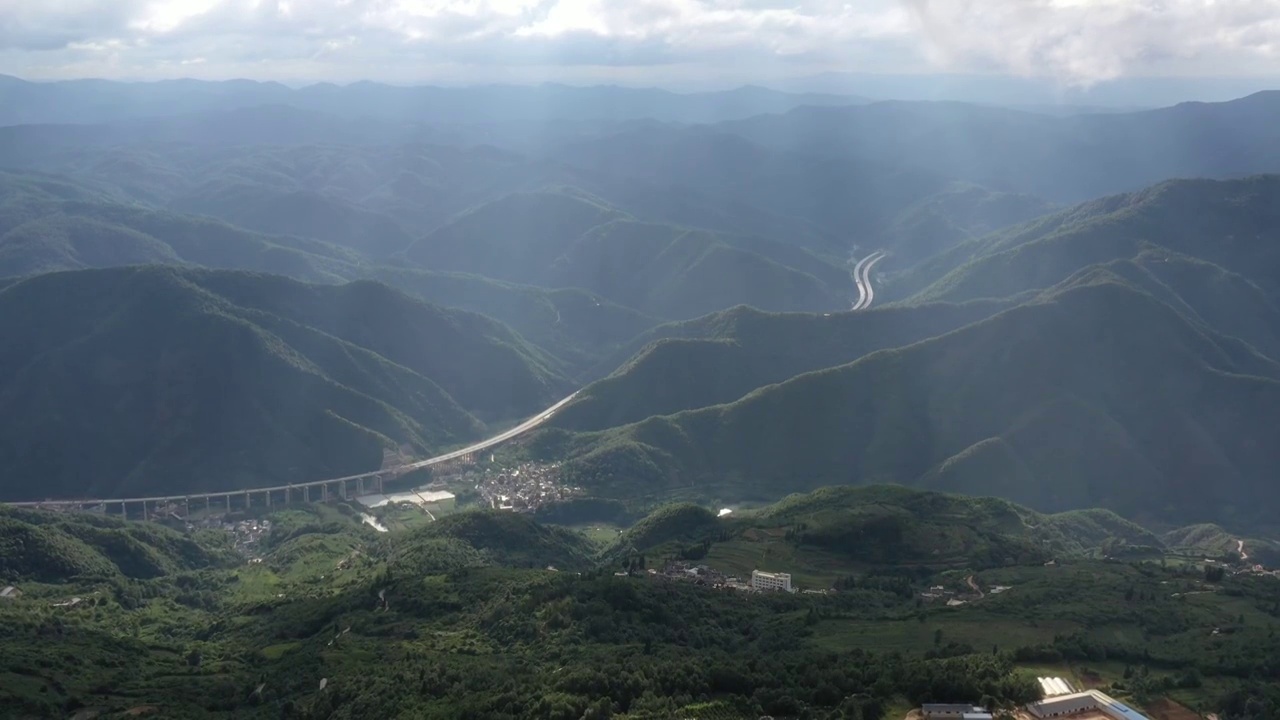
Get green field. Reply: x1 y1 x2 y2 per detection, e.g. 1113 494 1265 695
572 523 626 549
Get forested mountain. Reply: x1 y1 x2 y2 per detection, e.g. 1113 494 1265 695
0 76 864 126
401 189 855 319
0 171 663 377
3 79 1280 541
718 92 1280 202
369 267 657 380
0 140 569 242
896 176 1280 306
0 506 237 581
555 301 1009 431
548 125 1052 259
0 116 1057 263
0 171 364 282
552 274 1280 531
0 266 567 500
612 486 1162 569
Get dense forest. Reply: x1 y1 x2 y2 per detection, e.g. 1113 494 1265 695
3 496 1277 719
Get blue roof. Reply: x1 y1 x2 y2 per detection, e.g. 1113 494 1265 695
1103 701 1151 720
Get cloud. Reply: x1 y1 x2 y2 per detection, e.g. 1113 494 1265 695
0 0 1276 83
901 0 1280 86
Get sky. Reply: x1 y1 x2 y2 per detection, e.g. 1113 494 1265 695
1 0 1278 89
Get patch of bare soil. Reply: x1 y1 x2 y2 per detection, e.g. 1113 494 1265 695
1146 698 1204 720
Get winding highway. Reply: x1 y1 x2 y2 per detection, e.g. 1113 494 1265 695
852 251 887 311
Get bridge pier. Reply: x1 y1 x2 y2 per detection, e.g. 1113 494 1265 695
120 500 126 517
304 485 310 503
266 489 272 507
356 477 365 497
141 500 147 521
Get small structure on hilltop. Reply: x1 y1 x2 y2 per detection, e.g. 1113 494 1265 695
0 586 20 600
751 569 792 592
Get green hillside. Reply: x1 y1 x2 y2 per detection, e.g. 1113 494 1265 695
0 173 662 378
401 188 631 281
898 176 1280 320
0 266 567 500
0 506 236 582
554 277 1280 530
6 142 559 243
0 170 365 282
553 219 851 319
608 486 1161 576
612 503 720 552
399 510 596 570
171 184 416 259
878 183 1057 266
1 494 1276 719
555 301 1010 431
402 189 853 320
370 266 658 379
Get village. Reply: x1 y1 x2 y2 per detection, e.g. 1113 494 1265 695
470 460 581 512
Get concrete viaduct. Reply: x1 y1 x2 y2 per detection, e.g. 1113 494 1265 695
4 391 578 520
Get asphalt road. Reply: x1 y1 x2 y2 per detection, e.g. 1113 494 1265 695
399 391 579 470
5 391 581 508
852 251 887 310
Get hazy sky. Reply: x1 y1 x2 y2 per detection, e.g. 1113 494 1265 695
1 0 1278 87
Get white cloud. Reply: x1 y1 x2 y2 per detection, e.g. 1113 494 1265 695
0 0 1276 83
902 0 1280 86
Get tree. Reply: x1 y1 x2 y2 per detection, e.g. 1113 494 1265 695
934 628 944 646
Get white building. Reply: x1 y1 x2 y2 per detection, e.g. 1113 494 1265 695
750 570 792 592
1027 690 1150 720
1037 677 1075 697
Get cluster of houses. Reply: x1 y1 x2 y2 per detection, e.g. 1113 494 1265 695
224 518 272 557
474 462 579 512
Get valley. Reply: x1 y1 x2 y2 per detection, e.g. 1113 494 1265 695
0 61 1279 720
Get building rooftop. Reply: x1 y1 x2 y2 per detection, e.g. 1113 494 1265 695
1027 690 1150 720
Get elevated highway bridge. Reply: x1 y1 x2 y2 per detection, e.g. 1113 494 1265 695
5 392 578 519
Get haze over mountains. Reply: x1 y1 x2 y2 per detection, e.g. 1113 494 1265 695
2 75 1279 536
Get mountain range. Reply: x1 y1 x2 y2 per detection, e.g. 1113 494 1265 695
716 91 1280 202
0 76 865 126
1 82 1280 538
544 176 1280 532
0 266 566 500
